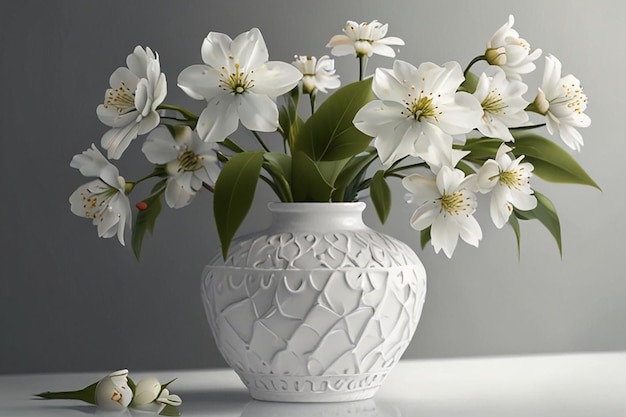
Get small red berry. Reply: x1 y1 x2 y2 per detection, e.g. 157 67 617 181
136 201 148 211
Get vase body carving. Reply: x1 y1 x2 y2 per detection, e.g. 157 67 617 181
201 202 427 402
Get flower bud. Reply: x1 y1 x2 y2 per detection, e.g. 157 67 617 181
354 40 372 57
485 47 507 66
528 88 550 115
94 369 133 410
132 377 161 406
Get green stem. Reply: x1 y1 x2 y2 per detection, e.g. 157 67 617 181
386 162 426 175
157 104 198 121
463 55 486 78
125 168 166 194
35 383 98 405
251 131 271 152
359 55 368 81
510 123 546 130
309 93 317 114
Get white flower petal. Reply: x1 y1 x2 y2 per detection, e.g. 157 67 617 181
70 144 113 178
402 174 440 203
177 65 222 101
133 377 161 406
142 128 180 164
251 61 302 97
409 202 439 231
238 93 279 132
95 370 132 410
101 122 140 160
477 160 501 192
230 28 269 73
437 91 482 135
201 31 234 69
457 214 482 247
165 178 195 209
196 97 240 142
431 214 459 258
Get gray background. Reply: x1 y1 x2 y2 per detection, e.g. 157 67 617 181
1 0 624 374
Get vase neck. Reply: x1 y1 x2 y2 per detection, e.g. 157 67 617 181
267 202 367 233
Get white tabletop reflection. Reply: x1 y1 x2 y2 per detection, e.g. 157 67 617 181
2 352 626 417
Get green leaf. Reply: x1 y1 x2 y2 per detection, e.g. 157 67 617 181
132 180 166 260
420 227 431 250
507 212 522 260
455 159 478 176
458 137 503 163
512 132 600 189
459 70 479 94
294 78 375 161
35 382 98 405
159 404 181 417
371 170 392 224
127 377 137 393
332 148 378 201
513 191 562 256
213 151 265 259
291 151 336 202
278 86 303 151
219 138 247 154
263 152 293 202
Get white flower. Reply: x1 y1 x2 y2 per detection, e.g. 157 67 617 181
94 369 133 410
69 145 131 245
485 15 542 80
132 377 161 406
403 166 482 258
177 28 302 142
156 389 182 407
292 55 341 95
477 144 537 228
326 20 404 58
353 60 482 168
97 46 167 160
532 55 590 151
473 67 529 141
142 126 220 209
129 376 182 412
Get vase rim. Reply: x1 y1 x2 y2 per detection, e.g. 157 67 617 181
267 201 366 212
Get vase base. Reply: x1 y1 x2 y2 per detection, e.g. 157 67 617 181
237 370 388 403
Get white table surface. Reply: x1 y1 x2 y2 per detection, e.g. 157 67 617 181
2 352 625 417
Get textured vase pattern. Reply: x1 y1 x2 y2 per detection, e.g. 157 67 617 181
201 203 427 402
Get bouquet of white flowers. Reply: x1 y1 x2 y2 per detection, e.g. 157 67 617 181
69 15 597 260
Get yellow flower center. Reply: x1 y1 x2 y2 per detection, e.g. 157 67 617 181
439 191 472 217
177 149 204 172
104 82 135 114
481 88 508 115
219 62 255 95
492 167 528 191
80 185 118 221
403 87 441 121
555 83 587 116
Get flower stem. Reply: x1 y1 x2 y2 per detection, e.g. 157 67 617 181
386 162 426 175
510 123 546 130
35 383 98 405
463 55 486 78
251 131 270 152
309 93 317 114
359 55 369 81
157 104 198 121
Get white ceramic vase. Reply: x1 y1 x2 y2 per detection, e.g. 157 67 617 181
201 202 427 402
